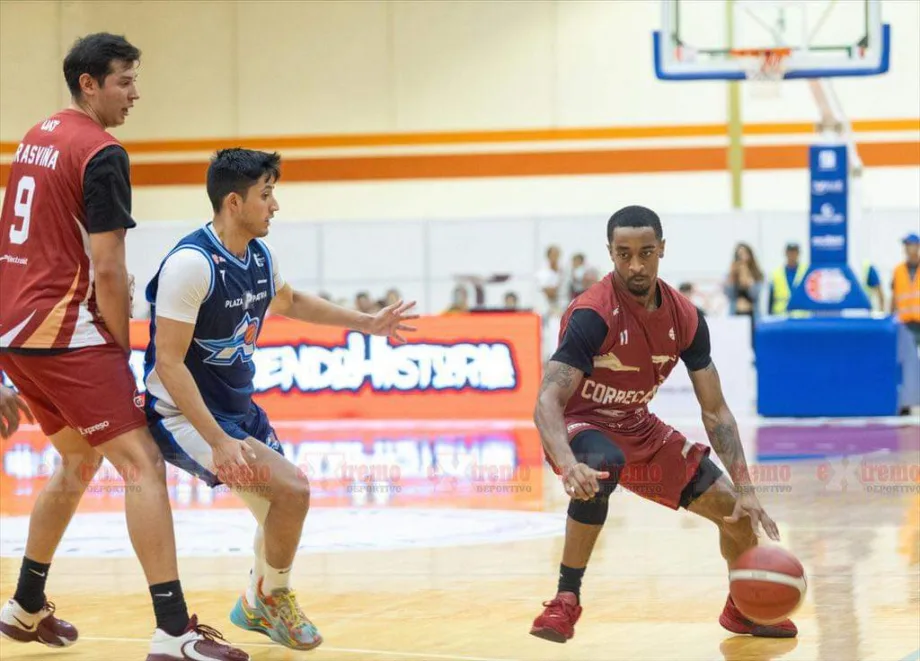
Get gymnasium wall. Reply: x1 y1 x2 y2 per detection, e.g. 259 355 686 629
126 208 917 316
0 0 918 223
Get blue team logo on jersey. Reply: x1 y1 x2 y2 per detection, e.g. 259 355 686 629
194 313 261 366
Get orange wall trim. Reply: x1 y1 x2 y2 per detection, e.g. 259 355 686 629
1 118 918 155
2 140 915 186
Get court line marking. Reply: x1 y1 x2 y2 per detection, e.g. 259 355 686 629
80 635 519 661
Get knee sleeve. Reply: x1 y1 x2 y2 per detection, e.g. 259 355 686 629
566 429 627 525
568 494 610 525
571 428 626 496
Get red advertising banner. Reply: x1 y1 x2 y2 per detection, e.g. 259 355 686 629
1 313 547 516
128 312 542 421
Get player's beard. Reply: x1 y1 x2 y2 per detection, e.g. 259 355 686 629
626 277 651 296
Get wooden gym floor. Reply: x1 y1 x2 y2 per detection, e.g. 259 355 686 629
1 418 918 661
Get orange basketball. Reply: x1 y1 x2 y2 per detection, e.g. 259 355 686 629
729 546 807 625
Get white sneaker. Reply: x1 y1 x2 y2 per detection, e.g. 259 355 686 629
0 598 78 647
146 614 250 661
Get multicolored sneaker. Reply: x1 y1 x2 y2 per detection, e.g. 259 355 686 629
229 594 270 637
0 599 77 647
230 580 321 651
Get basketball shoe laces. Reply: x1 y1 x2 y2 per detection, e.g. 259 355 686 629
273 590 311 634
542 596 578 622
192 621 231 644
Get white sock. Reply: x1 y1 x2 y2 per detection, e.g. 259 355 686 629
262 563 292 595
245 526 266 607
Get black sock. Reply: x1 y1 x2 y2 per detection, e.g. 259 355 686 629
13 556 51 613
14 557 50 614
150 580 190 637
558 564 585 602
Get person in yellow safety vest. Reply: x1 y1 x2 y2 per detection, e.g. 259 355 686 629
892 232 920 346
861 260 885 312
768 243 808 316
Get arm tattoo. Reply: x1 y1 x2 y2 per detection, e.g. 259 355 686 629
709 421 737 454
706 416 752 490
695 362 753 489
535 362 581 470
540 362 578 394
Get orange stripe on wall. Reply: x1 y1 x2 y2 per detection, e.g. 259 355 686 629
0 141 916 186
1 118 918 155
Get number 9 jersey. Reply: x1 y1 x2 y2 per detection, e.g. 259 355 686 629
0 109 132 351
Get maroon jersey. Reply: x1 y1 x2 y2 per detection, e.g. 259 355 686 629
558 273 704 430
0 109 121 350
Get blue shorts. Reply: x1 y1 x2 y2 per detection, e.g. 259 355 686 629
147 402 284 488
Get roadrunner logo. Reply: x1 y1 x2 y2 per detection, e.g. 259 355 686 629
593 352 640 372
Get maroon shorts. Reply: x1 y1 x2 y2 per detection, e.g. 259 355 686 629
0 345 145 446
548 415 712 510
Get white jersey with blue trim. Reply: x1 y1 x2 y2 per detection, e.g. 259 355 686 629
143 223 285 421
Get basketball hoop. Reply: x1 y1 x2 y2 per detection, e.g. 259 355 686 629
731 48 791 98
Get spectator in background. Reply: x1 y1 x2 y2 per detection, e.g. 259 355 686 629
444 284 470 315
892 233 920 346
581 267 600 291
536 245 565 314
384 288 401 307
355 291 374 314
569 252 587 299
726 242 764 320
858 261 885 312
679 282 706 318
768 243 807 315
504 292 519 310
536 245 566 361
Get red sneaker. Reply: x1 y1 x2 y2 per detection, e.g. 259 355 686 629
529 592 582 643
719 595 798 638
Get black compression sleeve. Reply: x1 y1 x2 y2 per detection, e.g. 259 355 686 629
680 308 713 372
83 145 136 234
550 308 610 375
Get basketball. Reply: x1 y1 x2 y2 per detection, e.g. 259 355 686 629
728 546 807 625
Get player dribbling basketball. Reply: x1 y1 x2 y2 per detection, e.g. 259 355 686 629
530 206 797 642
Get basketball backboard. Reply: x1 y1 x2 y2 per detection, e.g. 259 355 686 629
654 0 890 81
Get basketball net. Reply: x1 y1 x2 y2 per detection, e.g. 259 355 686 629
732 48 791 99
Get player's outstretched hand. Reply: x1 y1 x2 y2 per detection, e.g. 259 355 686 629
366 300 419 344
0 385 34 440
212 434 258 486
724 491 781 541
562 463 610 501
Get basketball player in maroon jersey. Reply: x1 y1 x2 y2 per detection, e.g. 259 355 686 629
0 33 248 660
529 206 797 641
